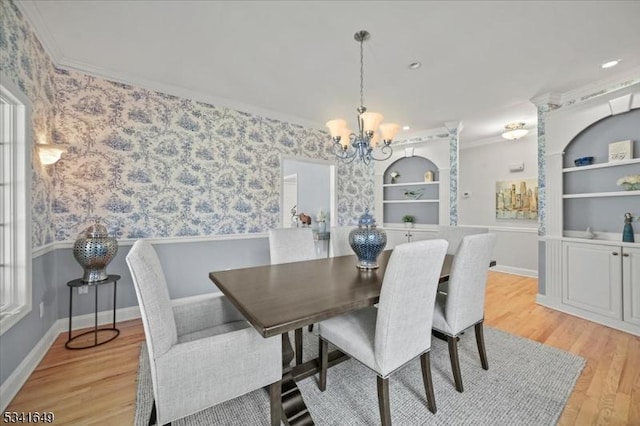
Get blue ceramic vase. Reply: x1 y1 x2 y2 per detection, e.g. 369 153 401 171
623 223 635 243
349 208 387 269
623 213 635 243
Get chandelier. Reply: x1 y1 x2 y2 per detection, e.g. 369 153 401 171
326 30 400 164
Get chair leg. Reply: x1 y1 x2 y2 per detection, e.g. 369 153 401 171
295 328 303 365
447 335 464 392
269 380 282 426
377 376 392 426
420 352 437 414
318 338 328 391
475 321 489 370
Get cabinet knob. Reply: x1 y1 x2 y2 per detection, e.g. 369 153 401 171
623 253 630 257
612 252 619 256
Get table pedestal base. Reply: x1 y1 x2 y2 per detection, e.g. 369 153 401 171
280 333 350 425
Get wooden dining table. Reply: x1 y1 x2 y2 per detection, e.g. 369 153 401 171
209 250 494 425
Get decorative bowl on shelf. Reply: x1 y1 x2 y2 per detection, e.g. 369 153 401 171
574 156 594 167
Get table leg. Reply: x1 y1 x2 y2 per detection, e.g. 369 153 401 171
280 333 314 426
112 280 117 327
68 286 73 343
94 284 99 346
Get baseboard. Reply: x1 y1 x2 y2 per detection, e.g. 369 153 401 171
492 265 538 278
0 321 60 412
0 292 217 410
536 294 640 337
66 304 141 331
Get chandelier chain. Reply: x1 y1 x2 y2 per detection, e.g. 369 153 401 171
359 36 364 108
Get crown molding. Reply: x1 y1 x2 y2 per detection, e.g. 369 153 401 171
15 0 64 64
56 57 326 130
532 66 640 111
394 126 450 145
16 1 325 131
530 92 562 108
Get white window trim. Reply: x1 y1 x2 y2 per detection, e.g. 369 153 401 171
0 74 33 335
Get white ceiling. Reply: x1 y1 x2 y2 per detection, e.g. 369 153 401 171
18 0 640 143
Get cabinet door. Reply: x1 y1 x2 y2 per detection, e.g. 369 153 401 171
623 247 640 326
384 230 411 249
562 242 622 319
407 230 439 243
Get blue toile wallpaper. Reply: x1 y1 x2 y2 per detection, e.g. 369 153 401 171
0 0 57 248
1 0 373 246
52 69 373 240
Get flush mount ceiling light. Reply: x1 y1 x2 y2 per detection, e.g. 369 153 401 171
501 122 528 140
325 30 400 165
601 59 620 69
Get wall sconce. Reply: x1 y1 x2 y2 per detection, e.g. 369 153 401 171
501 122 529 140
37 144 65 165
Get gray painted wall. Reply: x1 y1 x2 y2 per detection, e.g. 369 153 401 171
1 252 58 385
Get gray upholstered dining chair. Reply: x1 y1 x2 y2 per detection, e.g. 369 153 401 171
126 240 282 426
268 227 317 365
317 239 449 425
329 226 354 257
432 232 496 393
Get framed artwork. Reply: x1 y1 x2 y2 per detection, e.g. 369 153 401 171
608 140 633 162
495 179 538 220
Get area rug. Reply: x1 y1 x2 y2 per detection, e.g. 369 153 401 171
135 327 585 425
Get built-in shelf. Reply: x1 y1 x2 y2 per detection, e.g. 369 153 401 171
383 181 439 187
383 199 440 204
563 190 640 199
562 157 640 173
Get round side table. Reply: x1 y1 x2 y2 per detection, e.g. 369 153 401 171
65 274 121 350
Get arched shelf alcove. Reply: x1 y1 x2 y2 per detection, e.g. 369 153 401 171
381 156 440 225
561 109 640 234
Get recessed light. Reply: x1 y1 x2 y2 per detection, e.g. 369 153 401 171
408 62 421 70
601 60 620 69
402 125 411 131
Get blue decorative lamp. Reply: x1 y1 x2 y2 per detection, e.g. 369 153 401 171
349 208 387 269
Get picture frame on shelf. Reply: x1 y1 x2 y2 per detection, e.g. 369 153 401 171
608 140 633 162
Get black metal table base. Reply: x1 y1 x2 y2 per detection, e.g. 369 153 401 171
65 275 120 350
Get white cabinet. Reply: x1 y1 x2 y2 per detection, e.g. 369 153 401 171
563 241 640 325
623 246 640 326
562 241 622 319
383 228 441 249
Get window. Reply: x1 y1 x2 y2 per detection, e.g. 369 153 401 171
0 76 32 335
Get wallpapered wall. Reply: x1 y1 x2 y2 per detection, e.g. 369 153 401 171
1 0 374 245
0 0 57 247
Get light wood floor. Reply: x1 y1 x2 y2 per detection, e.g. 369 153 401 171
6 272 640 425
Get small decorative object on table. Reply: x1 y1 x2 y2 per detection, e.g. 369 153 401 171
298 213 312 226
574 156 594 167
316 210 327 233
73 220 118 282
608 140 633 162
390 171 400 183
617 174 640 191
349 208 387 269
623 212 635 243
403 188 424 200
402 214 416 228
